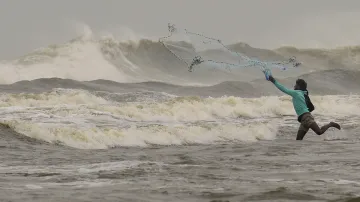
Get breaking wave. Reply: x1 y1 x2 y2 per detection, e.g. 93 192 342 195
0 26 359 86
0 89 359 149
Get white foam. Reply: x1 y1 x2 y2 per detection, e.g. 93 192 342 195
0 89 110 107
0 33 139 84
0 89 359 149
93 95 360 122
25 184 43 189
0 161 149 174
4 120 278 149
323 129 348 141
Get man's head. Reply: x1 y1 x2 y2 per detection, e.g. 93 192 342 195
294 79 307 90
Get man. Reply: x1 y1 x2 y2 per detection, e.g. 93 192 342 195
266 71 341 140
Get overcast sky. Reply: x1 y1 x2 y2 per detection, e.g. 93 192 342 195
0 0 360 59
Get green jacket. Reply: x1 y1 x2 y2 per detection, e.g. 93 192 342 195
273 80 309 117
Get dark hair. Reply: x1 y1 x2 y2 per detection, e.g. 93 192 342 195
296 79 307 90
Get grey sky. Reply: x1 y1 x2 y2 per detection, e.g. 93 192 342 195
0 0 360 60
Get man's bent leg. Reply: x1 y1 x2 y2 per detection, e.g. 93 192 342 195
310 121 341 135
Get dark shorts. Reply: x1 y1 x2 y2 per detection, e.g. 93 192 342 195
298 113 316 132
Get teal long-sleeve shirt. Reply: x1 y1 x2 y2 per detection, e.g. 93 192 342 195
273 80 309 117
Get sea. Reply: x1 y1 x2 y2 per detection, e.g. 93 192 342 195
0 28 360 202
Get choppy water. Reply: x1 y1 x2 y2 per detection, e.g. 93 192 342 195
0 118 359 202
0 28 360 201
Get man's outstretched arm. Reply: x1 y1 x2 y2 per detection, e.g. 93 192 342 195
268 75 297 96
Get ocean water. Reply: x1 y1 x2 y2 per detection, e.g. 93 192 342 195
0 24 360 202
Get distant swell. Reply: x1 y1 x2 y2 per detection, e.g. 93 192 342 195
1 69 360 97
0 34 359 86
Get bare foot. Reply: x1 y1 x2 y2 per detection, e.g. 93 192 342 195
330 122 341 130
